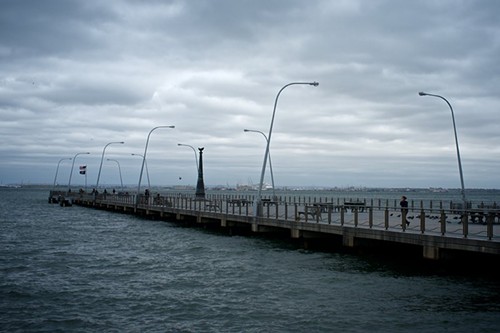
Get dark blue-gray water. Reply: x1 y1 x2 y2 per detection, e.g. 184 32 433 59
1 188 499 332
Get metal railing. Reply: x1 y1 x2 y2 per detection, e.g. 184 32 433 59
63 191 500 241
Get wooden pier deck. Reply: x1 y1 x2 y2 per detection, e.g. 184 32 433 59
51 191 500 262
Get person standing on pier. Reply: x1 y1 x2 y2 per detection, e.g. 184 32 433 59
400 196 410 226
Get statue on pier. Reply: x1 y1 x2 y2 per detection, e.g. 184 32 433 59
195 147 205 199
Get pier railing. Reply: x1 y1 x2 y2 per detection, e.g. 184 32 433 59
59 191 500 241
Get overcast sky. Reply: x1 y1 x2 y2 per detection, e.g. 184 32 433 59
1 0 499 190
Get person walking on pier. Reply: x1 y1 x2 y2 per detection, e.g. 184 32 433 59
400 196 410 226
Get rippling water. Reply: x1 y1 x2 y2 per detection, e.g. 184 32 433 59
1 188 499 332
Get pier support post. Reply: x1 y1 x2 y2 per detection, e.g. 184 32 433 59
343 235 355 248
291 229 302 239
423 246 440 260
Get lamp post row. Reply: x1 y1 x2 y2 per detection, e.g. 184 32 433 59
57 126 176 194
57 85 467 215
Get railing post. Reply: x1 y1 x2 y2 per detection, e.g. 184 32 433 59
462 212 468 238
487 213 494 240
368 207 373 228
401 210 406 231
340 207 345 226
384 207 389 230
294 203 298 221
440 210 446 235
420 209 425 234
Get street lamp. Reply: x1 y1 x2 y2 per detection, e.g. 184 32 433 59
255 81 319 217
178 143 199 172
244 129 276 199
131 153 151 189
419 92 467 208
52 157 72 190
106 158 124 192
68 152 90 191
136 125 175 199
96 141 124 189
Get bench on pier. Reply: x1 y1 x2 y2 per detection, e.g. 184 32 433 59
205 201 220 211
261 198 277 206
153 196 172 207
296 204 327 221
297 210 321 221
343 202 366 212
228 199 250 207
469 205 500 224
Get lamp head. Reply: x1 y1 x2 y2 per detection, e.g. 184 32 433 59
310 82 319 87
418 92 427 96
243 129 249 132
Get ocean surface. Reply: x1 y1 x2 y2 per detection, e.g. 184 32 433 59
1 187 500 332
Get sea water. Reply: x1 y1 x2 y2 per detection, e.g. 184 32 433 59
1 187 499 332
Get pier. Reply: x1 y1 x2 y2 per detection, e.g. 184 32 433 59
49 190 500 262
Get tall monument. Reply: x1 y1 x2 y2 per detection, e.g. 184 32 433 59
195 147 205 199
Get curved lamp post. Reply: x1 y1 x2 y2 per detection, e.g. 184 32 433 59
178 143 199 172
53 157 72 190
419 92 466 208
244 129 276 199
96 141 124 189
131 153 151 189
136 126 175 200
68 152 90 191
106 158 124 192
255 81 319 217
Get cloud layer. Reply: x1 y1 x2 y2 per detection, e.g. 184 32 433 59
1 0 499 189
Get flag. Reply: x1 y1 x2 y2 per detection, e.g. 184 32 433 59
79 165 87 175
